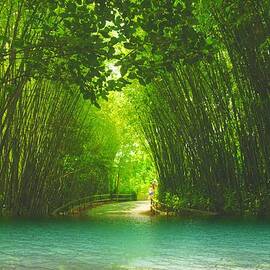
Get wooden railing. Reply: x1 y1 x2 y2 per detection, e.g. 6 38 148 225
52 193 136 216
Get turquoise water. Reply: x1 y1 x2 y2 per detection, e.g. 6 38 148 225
0 205 270 269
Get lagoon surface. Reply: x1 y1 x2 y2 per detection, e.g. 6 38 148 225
0 201 270 270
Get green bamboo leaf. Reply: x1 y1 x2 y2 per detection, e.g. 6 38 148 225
120 64 128 76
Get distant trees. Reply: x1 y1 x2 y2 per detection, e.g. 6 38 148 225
104 92 155 198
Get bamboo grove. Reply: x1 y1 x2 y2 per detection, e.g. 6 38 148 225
0 0 124 216
130 1 270 215
0 0 269 216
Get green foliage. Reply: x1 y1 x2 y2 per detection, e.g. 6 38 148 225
58 101 120 205
111 0 217 86
0 0 269 218
164 193 185 211
132 0 270 216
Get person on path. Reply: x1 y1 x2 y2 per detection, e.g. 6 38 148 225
152 179 158 193
148 186 154 200
148 185 154 212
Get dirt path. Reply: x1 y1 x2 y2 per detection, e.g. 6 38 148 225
86 200 152 218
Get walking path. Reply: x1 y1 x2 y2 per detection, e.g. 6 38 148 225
86 200 152 218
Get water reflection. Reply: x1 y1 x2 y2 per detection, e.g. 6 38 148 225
0 205 270 269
